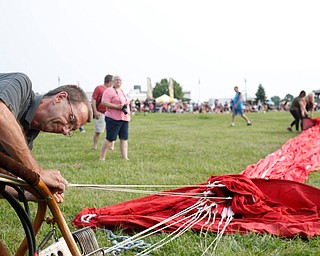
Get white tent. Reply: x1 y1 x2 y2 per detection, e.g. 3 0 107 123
156 94 176 104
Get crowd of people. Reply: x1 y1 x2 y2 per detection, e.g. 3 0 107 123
129 98 290 115
128 86 317 132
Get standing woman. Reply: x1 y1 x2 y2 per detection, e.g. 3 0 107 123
287 90 306 132
100 75 131 161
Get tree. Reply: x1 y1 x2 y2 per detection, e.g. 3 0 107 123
283 94 294 102
271 96 281 106
153 78 168 98
255 84 266 102
153 78 184 99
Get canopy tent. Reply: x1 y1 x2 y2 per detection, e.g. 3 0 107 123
266 99 275 105
155 94 176 104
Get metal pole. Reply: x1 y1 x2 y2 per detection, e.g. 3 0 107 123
198 77 200 104
244 78 247 102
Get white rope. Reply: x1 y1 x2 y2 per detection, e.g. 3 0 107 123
77 182 233 256
135 201 215 256
68 183 231 200
103 199 222 256
200 204 218 249
133 200 221 256
200 206 234 255
68 183 226 188
102 199 211 255
70 186 232 199
213 212 233 251
100 199 205 254
136 206 206 255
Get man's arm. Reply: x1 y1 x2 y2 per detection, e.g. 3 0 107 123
0 101 40 169
0 101 67 202
299 98 307 117
91 98 100 119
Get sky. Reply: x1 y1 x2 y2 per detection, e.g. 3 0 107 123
0 0 319 102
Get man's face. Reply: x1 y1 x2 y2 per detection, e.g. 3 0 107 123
107 81 112 88
39 95 89 136
234 87 238 92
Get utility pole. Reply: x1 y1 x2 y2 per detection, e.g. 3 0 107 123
244 78 247 102
198 77 201 104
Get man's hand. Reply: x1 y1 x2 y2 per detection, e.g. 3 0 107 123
39 169 68 203
94 111 100 119
51 189 65 203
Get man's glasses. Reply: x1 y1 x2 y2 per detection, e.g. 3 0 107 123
66 97 77 137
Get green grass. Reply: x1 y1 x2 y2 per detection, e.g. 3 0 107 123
1 111 320 255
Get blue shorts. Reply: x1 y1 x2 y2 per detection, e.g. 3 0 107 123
105 117 129 141
233 108 244 116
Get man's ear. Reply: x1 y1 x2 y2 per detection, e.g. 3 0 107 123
54 91 68 103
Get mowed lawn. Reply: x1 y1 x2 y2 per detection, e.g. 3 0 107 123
1 110 320 255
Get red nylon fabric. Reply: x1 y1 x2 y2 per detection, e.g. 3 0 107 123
72 175 320 238
72 118 320 238
241 117 320 182
303 117 317 131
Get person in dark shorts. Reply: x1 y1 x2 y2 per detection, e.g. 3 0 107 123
99 75 131 161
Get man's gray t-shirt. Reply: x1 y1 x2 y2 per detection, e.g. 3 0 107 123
0 72 42 149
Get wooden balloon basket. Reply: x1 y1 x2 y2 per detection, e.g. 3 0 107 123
0 151 100 256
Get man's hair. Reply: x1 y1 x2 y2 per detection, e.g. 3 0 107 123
44 85 92 122
104 75 113 84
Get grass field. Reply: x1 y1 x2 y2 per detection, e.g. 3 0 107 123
1 110 320 255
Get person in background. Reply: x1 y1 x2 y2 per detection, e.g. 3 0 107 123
99 75 131 161
257 100 264 112
229 99 234 112
305 92 315 118
91 75 114 150
282 101 289 111
287 90 306 132
79 125 85 133
231 86 251 127
223 101 230 113
0 72 92 203
135 99 141 112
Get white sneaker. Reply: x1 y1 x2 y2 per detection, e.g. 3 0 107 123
231 123 234 127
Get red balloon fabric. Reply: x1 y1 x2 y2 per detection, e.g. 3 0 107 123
72 118 320 238
72 175 320 238
241 118 320 182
